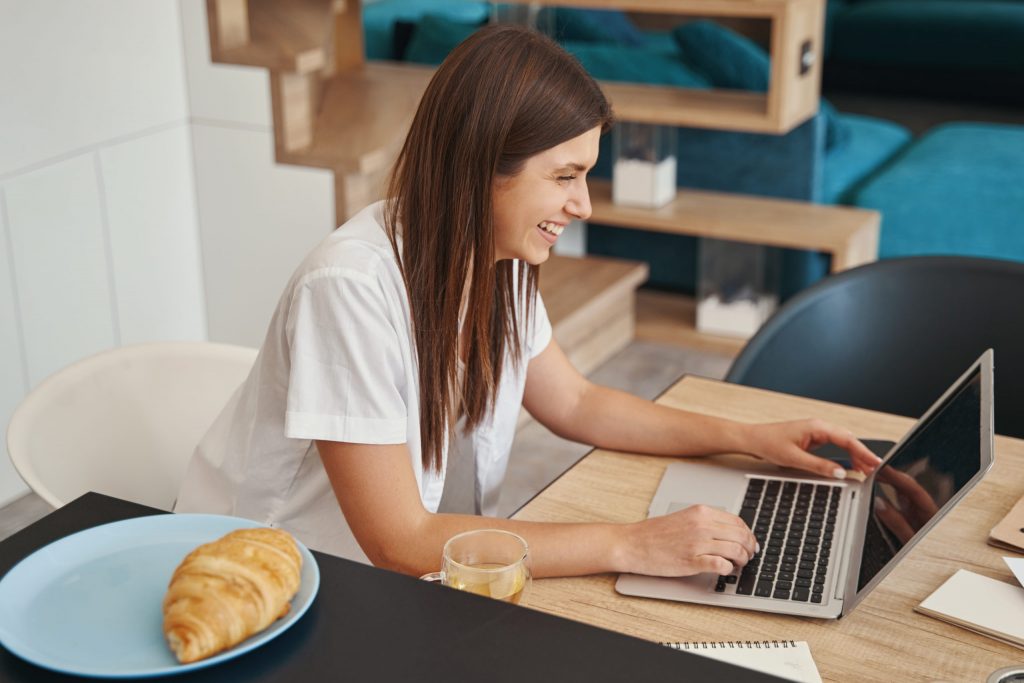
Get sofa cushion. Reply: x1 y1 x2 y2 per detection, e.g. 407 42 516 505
544 8 646 46
563 41 710 88
822 112 911 204
671 20 849 150
363 0 489 60
404 13 484 65
672 19 770 91
849 123 1024 259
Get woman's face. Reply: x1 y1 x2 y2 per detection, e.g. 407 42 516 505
492 126 601 264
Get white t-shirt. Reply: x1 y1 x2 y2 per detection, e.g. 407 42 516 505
174 201 552 561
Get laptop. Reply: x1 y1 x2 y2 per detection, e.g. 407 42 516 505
615 349 994 619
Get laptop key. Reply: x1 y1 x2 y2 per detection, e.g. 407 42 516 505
792 588 810 602
773 589 790 599
725 575 738 584
755 581 774 597
736 573 757 595
795 577 811 588
811 593 823 604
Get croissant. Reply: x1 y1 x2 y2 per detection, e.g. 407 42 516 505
162 527 303 664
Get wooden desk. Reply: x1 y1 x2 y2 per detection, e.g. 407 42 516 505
515 376 1024 682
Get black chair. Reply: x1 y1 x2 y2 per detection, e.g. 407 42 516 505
725 256 1024 438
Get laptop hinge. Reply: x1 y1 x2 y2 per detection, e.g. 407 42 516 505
833 489 858 602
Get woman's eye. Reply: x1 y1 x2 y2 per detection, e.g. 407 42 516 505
558 175 577 183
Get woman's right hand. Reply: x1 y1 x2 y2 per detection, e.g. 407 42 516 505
621 504 758 577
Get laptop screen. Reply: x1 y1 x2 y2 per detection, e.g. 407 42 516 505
856 366 984 591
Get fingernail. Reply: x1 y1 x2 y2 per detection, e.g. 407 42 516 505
755 542 761 555
832 468 847 480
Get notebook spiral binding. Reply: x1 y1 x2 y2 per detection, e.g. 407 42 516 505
662 640 799 650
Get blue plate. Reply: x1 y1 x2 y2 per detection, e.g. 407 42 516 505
0 514 319 678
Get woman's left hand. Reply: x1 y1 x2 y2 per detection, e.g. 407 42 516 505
744 419 882 479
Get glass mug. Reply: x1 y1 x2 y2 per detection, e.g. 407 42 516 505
420 529 531 604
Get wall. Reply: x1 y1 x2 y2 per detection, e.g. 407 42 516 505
178 0 334 347
0 1 334 507
0 0 204 506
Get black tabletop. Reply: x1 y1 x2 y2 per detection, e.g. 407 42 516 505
0 493 784 682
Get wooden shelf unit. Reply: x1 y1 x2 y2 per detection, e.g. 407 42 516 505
541 254 650 375
502 0 825 133
588 179 880 274
635 289 747 357
588 179 880 350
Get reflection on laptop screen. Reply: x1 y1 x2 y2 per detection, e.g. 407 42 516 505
857 368 983 591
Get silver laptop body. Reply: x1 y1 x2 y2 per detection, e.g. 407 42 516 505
615 349 994 619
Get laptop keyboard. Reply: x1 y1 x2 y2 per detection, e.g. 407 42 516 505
714 478 842 604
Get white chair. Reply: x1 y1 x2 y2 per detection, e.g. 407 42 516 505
6 342 257 510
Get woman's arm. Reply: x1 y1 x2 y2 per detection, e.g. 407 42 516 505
317 440 756 579
521 339 881 478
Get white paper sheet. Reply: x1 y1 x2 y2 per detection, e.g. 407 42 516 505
1004 556 1024 588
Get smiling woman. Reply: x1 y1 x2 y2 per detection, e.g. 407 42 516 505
174 24 880 582
383 25 612 476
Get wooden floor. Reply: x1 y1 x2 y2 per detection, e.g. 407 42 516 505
0 491 52 542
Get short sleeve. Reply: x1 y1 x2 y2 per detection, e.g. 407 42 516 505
527 291 553 359
283 268 408 444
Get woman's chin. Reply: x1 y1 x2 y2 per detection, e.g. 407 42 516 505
526 247 553 266
495 246 553 265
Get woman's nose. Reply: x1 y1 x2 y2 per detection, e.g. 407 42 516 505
567 181 592 221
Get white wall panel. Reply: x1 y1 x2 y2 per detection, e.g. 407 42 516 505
4 156 117 387
178 0 272 127
100 125 207 344
0 192 30 506
0 0 190 177
192 124 333 347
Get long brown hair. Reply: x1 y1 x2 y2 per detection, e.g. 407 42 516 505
385 24 612 473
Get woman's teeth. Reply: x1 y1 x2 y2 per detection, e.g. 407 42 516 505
539 221 564 236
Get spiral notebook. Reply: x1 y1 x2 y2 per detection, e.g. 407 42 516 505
662 640 822 682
